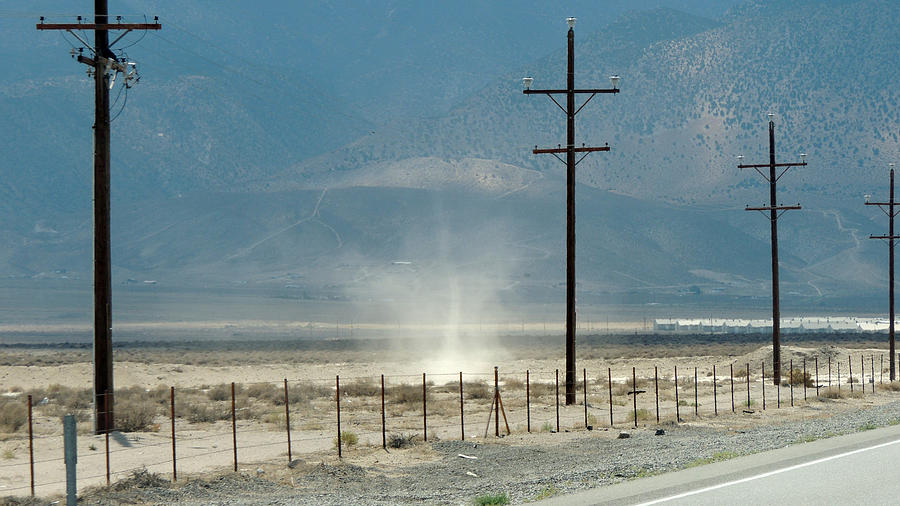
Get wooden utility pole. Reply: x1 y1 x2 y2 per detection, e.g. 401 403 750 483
866 164 900 381
738 114 806 386
522 17 620 404
36 3 161 434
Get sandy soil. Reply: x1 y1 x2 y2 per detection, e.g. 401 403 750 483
0 338 895 500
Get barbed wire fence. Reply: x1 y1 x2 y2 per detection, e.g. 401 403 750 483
0 351 896 498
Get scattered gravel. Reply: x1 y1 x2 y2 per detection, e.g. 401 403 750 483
72 399 900 505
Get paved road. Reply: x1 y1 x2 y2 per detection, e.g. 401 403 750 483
539 423 900 505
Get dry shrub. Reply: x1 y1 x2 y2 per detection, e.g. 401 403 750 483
245 383 281 404
528 381 555 398
146 385 172 407
388 384 430 405
429 399 459 417
628 408 652 422
184 402 230 423
819 387 862 399
0 399 27 433
503 378 525 390
781 369 814 387
886 382 900 392
341 379 379 398
388 433 416 449
334 431 358 449
262 411 287 427
207 384 234 402
611 382 632 396
115 397 158 432
30 384 93 412
465 381 492 400
291 381 332 404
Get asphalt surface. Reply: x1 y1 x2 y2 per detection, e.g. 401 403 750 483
539 422 900 505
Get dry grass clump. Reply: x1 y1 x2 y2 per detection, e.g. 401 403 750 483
207 383 234 402
465 381 492 400
341 379 380 398
183 402 231 423
819 386 864 399
611 382 632 396
820 386 844 399
527 381 555 398
503 377 525 390
388 383 431 405
388 433 417 449
291 381 333 404
781 369 814 387
29 384 93 411
245 383 283 403
334 431 358 449
628 408 652 422
0 399 27 433
436 380 492 399
115 397 158 432
23 384 93 423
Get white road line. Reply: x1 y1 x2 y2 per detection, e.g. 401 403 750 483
635 436 900 505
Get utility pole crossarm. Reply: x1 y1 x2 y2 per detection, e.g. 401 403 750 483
523 88 619 95
865 202 900 217
76 55 96 66
36 23 160 30
533 146 609 154
738 162 807 169
871 235 900 240
745 205 802 211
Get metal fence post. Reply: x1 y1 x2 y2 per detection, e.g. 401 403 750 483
459 372 465 441
526 370 531 433
63 414 77 506
815 356 819 398
694 367 699 417
713 365 717 416
231 382 238 470
104 391 110 486
28 394 34 497
283 379 291 463
730 364 734 413
607 367 613 427
336 376 342 458
631 367 637 427
803 359 807 401
170 386 177 481
675 365 680 422
584 368 588 428
655 366 659 424
746 363 751 408
423 372 428 442
762 362 766 410
556 369 561 432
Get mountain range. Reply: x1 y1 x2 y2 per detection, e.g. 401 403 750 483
1 0 897 317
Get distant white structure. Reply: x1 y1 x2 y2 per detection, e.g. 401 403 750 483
653 317 896 334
